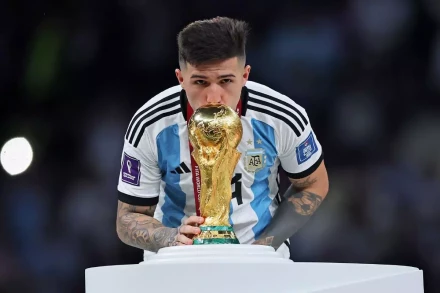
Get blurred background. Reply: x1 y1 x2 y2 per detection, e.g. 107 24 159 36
1 0 439 292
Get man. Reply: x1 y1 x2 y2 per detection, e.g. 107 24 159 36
116 16 329 261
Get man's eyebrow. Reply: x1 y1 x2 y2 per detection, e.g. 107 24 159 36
218 74 236 79
190 74 207 79
190 74 236 79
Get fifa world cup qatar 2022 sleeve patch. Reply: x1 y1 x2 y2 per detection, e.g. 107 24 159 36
296 132 318 165
121 152 141 186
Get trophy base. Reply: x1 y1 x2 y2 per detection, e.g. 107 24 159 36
193 226 240 245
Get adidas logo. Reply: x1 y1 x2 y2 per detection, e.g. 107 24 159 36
170 162 191 174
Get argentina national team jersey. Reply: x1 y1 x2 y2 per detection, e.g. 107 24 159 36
117 81 324 260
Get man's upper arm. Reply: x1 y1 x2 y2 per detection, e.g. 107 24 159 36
117 122 161 207
288 160 328 195
278 103 328 194
117 200 157 217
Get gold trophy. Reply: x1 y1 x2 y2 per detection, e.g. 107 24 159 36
188 104 243 245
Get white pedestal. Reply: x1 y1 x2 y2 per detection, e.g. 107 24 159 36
85 245 424 293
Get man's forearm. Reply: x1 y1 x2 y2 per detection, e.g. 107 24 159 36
253 185 324 249
116 202 177 252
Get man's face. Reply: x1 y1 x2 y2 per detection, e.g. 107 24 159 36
175 57 251 111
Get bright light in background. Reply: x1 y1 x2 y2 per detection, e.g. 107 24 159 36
0 137 34 176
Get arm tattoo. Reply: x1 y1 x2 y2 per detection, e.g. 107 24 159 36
290 176 318 190
117 201 178 252
125 204 157 217
253 186 324 250
289 191 323 216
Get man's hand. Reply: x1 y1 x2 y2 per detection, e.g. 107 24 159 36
252 236 274 246
175 216 205 245
117 201 207 252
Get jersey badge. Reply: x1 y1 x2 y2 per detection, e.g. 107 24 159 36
296 132 318 165
121 152 141 186
244 148 266 173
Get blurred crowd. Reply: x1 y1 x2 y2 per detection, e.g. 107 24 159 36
1 0 440 292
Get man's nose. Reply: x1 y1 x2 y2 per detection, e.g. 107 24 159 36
205 84 222 104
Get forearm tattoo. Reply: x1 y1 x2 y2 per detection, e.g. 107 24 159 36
254 182 324 249
117 202 178 252
289 191 323 216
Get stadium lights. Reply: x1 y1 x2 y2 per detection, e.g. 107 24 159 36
0 137 34 176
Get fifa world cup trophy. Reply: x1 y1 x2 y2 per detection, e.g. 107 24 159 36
188 104 243 244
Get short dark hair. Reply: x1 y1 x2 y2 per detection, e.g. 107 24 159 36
177 16 250 67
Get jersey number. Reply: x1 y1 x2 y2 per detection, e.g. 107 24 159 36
231 173 243 205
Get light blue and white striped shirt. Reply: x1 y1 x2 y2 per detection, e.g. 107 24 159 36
118 81 324 260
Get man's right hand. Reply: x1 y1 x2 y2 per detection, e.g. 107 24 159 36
174 216 205 245
117 201 206 251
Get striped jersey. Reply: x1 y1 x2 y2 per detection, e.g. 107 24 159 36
117 81 324 260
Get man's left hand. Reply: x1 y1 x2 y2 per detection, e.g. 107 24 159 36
252 236 274 246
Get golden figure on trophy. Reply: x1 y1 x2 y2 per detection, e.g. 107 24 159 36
188 104 243 244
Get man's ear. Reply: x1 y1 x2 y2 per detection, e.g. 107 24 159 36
174 68 183 84
242 65 251 86
175 69 184 88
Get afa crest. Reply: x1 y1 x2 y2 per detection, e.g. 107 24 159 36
244 148 266 173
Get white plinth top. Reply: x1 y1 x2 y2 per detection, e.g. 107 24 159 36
86 244 424 293
145 244 290 264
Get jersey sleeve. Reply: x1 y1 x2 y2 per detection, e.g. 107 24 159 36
278 106 323 179
117 129 162 206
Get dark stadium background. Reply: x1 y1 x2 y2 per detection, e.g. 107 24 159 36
1 0 439 292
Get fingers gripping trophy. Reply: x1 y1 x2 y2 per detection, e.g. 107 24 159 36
188 104 242 245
